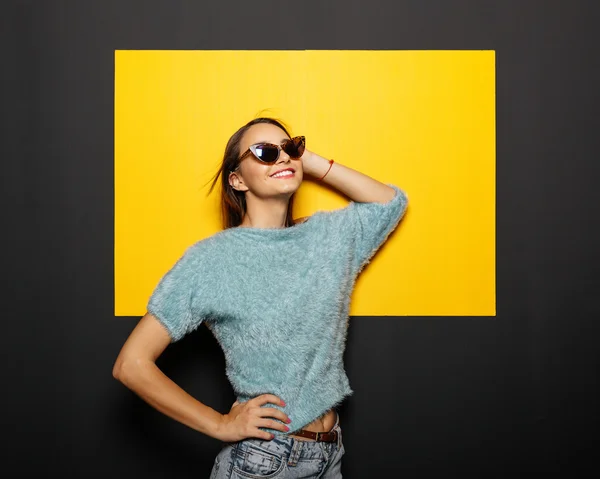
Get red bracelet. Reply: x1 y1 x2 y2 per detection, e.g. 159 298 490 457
318 159 334 181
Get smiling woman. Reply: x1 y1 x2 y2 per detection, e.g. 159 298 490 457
112 116 409 479
210 118 308 230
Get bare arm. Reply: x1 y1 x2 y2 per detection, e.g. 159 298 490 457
112 313 223 439
112 313 290 442
301 150 398 204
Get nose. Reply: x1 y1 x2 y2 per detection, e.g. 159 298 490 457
276 148 292 164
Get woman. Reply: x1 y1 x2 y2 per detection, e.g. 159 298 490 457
112 117 409 478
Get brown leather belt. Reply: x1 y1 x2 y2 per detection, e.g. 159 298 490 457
289 428 338 443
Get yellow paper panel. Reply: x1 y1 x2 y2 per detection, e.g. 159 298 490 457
115 50 495 317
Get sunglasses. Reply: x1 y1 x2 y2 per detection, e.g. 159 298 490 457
238 136 306 165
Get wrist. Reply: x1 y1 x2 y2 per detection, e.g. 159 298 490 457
210 412 226 441
195 404 226 441
303 151 333 178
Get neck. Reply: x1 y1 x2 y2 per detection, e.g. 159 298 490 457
240 195 290 229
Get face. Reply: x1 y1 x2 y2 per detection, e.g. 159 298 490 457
228 123 304 198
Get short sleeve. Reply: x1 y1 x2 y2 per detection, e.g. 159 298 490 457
146 244 206 343
334 183 409 274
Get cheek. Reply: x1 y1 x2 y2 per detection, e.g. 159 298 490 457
245 163 271 184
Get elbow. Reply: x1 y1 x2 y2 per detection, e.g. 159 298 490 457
112 355 154 383
112 358 124 381
112 355 135 382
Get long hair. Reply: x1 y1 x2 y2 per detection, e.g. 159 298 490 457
205 117 298 229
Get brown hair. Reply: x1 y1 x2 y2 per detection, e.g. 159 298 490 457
205 117 298 229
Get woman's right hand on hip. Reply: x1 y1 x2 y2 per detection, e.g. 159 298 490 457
216 394 292 442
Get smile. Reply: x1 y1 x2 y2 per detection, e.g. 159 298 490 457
270 170 295 179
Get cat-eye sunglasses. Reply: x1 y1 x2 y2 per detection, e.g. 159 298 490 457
237 136 306 167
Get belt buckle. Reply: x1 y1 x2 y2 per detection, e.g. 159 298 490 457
314 431 322 442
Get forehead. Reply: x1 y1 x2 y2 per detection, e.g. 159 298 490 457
240 123 290 149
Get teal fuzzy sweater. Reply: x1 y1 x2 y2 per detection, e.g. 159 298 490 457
147 184 409 435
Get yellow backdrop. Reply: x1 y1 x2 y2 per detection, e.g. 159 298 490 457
115 50 495 317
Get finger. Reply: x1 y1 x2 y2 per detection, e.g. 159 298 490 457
253 394 285 407
255 429 275 441
254 407 291 424
249 423 278 441
256 419 290 433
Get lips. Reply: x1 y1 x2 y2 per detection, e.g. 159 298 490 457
270 168 295 177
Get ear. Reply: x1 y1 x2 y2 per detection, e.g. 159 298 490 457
228 170 249 192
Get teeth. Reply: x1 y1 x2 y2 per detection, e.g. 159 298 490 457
272 170 293 178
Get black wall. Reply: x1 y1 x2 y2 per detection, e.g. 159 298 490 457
3 1 599 477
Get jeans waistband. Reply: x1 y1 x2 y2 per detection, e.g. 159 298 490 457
289 410 340 443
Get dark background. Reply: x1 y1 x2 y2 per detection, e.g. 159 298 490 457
3 0 599 477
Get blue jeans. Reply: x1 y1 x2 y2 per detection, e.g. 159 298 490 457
210 412 345 478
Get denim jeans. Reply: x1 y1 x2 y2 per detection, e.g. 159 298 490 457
210 412 345 478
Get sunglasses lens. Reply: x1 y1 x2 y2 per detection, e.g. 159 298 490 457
284 137 305 158
254 145 279 163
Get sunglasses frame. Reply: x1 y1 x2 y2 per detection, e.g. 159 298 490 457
233 136 306 172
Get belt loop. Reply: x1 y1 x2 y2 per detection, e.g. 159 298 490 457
287 439 302 467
